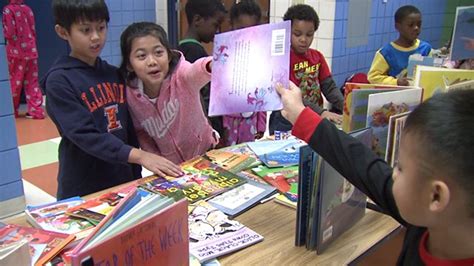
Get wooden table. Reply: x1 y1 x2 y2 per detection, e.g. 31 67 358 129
2 185 401 265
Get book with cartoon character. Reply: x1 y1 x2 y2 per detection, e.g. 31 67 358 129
188 201 263 262
247 139 306 168
209 21 290 116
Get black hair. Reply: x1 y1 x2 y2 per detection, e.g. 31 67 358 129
185 0 227 25
404 89 474 217
394 5 421 24
52 0 110 32
283 4 320 31
119 22 180 83
230 0 262 24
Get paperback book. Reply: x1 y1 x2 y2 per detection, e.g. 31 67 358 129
205 149 256 173
188 201 263 263
209 21 291 116
251 165 299 203
247 139 306 168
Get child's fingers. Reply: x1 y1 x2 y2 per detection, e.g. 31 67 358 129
275 82 286 95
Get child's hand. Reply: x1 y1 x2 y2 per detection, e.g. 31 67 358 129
255 131 264 140
129 149 182 177
321 111 342 124
275 81 305 125
397 77 410 86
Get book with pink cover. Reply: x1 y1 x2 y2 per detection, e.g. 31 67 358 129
209 21 291 116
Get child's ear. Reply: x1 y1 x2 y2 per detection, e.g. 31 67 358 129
192 14 204 26
428 180 450 213
126 63 134 72
394 22 401 32
55 24 69 40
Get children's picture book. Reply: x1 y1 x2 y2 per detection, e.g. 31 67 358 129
391 115 409 168
140 157 247 203
385 111 410 166
188 201 263 263
216 143 262 168
366 88 423 159
0 224 75 266
25 197 96 240
413 66 474 101
251 165 299 203
247 139 306 168
450 6 474 61
209 21 291 116
342 83 401 132
207 177 277 218
205 149 256 173
406 54 443 78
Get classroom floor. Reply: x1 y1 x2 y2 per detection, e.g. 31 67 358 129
15 108 404 265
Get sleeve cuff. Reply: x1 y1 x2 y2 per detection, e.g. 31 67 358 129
292 107 323 143
117 145 133 163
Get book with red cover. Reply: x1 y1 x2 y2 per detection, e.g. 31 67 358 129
70 199 189 266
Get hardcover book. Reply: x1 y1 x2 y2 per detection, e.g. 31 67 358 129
217 143 263 168
188 201 263 262
450 6 474 61
251 165 299 203
209 21 291 116
247 139 306 168
385 111 410 166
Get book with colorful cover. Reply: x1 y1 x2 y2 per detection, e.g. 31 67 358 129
205 149 256 173
188 201 263 262
0 224 75 266
413 66 474 101
251 165 299 203
385 111 411 166
0 239 31 265
450 6 474 61
391 115 409 168
247 139 306 168
207 177 277 218
218 143 262 168
25 197 96 240
366 88 423 159
209 21 291 116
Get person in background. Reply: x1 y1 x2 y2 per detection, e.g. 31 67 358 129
2 0 44 119
178 0 227 142
42 0 181 200
270 4 344 134
222 0 266 146
368 5 432 86
121 22 218 164
276 81 474 265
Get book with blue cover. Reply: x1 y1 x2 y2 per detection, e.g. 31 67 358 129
209 21 291 116
247 139 306 168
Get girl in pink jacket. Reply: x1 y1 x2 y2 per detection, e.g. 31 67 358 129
2 0 44 119
120 22 218 164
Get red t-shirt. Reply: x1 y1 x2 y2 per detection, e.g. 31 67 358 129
290 49 332 107
419 231 474 266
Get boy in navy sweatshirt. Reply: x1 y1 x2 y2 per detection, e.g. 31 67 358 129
276 82 474 265
42 0 181 199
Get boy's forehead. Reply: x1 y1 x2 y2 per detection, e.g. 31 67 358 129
75 18 107 25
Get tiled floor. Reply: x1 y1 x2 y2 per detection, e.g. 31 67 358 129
15 111 403 265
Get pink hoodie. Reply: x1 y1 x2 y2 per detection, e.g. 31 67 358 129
2 0 38 59
127 53 218 164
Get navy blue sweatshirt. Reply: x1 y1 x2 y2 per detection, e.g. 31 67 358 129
42 56 141 200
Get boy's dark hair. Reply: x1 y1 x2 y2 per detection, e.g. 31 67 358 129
283 4 320 31
185 0 227 25
230 0 262 24
52 0 110 32
119 22 180 83
394 5 421 23
404 89 474 217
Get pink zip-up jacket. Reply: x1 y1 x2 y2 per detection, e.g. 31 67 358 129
2 0 38 59
127 53 218 164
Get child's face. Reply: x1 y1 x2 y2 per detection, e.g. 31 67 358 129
128 35 170 94
290 19 315 55
59 20 107 66
197 11 225 43
395 13 422 43
232 14 259 30
392 133 431 226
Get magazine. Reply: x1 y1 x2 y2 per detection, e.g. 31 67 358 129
209 21 291 116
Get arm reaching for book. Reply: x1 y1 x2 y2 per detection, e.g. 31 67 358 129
128 148 182 177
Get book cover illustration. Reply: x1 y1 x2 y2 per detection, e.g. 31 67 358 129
251 165 299 202
342 83 401 132
366 88 422 159
450 6 474 61
208 177 276 218
315 127 372 254
236 170 267 185
138 175 186 202
188 201 263 262
65 192 124 226
209 21 291 116
205 149 256 173
217 143 262 168
0 224 74 266
247 139 306 168
414 66 474 101
385 111 410 166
